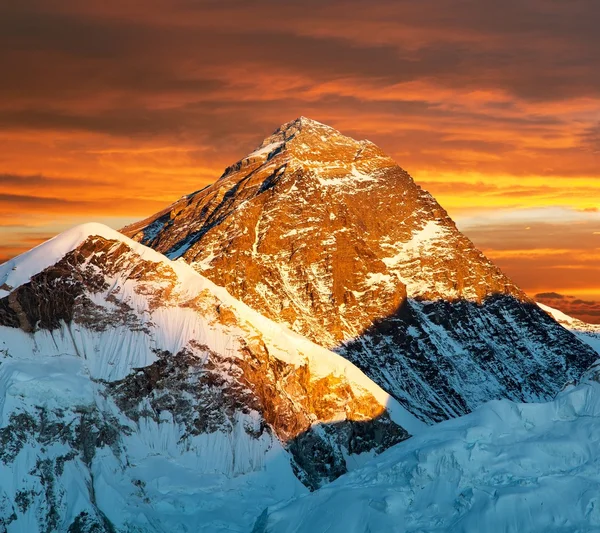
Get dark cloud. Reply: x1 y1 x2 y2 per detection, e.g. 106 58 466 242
573 299 598 306
536 292 566 300
0 192 174 216
1 0 599 108
580 123 600 153
0 193 77 206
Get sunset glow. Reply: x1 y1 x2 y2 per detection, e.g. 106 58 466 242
2 0 599 320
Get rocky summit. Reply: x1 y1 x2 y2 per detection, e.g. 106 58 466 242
123 117 598 423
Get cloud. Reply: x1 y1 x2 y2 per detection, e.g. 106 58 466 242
580 123 600 153
3 0 599 102
535 292 566 300
0 173 107 188
1 0 600 308
0 192 174 218
0 193 77 207
456 207 600 229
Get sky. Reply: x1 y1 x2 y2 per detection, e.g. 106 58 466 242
2 0 599 322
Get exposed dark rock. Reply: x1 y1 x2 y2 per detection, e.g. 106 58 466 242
67 511 115 533
341 296 596 422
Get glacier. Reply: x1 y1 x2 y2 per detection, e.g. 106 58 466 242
258 377 600 533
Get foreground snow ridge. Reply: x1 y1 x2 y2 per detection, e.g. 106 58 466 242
0 222 423 532
259 379 600 533
0 223 422 431
0 222 599 532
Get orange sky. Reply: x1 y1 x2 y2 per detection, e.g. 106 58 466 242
2 0 600 321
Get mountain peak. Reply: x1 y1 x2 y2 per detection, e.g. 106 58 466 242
282 115 329 129
123 118 528 334
266 115 377 151
123 118 598 423
218 116 392 184
274 116 340 135
0 223 121 296
0 222 181 299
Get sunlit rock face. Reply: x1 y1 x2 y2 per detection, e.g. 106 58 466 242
123 117 521 346
0 225 418 532
124 117 598 423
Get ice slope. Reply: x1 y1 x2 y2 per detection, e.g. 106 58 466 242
0 223 422 532
0 353 304 533
258 379 600 533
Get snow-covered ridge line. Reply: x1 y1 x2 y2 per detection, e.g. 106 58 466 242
0 222 424 435
537 302 600 355
538 302 593 328
0 223 167 296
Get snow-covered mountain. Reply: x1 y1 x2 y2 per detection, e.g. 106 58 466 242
538 302 600 355
0 223 422 532
257 377 600 533
2 118 599 532
123 117 597 423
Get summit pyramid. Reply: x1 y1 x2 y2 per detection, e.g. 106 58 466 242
123 117 597 422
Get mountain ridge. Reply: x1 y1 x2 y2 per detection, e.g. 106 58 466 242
1 117 598 531
0 223 421 532
538 302 600 355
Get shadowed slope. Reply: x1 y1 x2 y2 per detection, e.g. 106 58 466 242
340 296 591 422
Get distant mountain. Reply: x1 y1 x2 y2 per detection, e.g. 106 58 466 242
123 117 597 423
538 302 600 355
0 224 421 532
